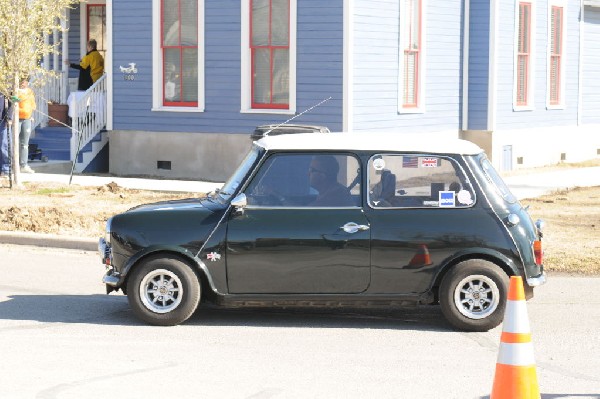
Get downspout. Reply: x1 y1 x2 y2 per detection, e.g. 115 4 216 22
487 0 499 132
343 0 354 132
462 0 471 131
578 0 584 126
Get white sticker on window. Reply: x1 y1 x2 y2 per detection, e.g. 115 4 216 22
373 158 385 171
457 190 473 205
439 191 456 207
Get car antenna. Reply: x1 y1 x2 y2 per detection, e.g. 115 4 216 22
262 96 332 137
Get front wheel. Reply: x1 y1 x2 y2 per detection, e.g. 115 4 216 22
439 260 509 332
127 256 201 326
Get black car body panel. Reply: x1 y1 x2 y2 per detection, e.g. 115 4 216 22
99 132 546 329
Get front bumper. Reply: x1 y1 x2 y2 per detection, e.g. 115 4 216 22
99 238 121 290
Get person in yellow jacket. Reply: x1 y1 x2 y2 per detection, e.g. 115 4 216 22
16 78 36 173
65 39 104 91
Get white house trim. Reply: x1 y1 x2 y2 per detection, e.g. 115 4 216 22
577 0 584 125
462 0 470 130
546 0 568 110
512 0 537 111
398 0 427 114
106 0 113 130
240 0 297 114
151 0 205 112
343 0 354 131
488 0 499 131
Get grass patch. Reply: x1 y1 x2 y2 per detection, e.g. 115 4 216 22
524 186 600 275
35 187 72 195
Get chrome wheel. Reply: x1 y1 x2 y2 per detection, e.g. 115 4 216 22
139 269 183 314
454 274 500 320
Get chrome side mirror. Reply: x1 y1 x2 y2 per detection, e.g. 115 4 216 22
231 193 247 208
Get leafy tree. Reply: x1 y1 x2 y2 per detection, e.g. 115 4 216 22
0 0 77 187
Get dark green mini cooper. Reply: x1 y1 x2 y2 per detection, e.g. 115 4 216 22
99 132 546 331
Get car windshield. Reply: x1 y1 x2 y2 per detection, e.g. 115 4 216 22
215 145 262 204
480 157 517 204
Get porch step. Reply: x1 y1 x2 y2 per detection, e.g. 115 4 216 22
30 126 71 162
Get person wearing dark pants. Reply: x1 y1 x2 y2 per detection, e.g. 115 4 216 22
0 93 12 178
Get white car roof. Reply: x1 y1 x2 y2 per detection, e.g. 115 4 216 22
255 132 484 155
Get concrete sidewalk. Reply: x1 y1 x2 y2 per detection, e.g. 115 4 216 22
2 166 599 252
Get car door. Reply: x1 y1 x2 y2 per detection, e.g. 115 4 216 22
226 152 370 294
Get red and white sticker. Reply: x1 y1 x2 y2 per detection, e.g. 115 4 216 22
420 158 439 168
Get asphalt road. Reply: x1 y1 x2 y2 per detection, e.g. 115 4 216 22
0 244 599 399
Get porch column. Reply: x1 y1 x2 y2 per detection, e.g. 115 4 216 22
61 10 69 103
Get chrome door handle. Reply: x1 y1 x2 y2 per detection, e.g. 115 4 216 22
341 222 370 234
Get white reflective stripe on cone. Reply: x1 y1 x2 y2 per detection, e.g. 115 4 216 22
502 300 531 333
497 342 536 366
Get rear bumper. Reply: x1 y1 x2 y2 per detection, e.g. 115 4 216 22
526 271 547 287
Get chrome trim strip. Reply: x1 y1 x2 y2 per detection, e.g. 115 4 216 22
102 274 120 286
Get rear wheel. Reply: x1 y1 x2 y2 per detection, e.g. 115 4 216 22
439 260 509 332
127 256 201 326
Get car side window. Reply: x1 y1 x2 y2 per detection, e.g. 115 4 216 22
368 155 475 208
245 153 361 207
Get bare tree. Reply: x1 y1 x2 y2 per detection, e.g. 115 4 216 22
0 0 76 188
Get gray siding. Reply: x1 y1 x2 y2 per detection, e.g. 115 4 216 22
467 0 490 130
495 0 580 130
582 6 600 123
112 0 343 134
352 0 463 132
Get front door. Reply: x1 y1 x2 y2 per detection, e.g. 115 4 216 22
226 152 370 294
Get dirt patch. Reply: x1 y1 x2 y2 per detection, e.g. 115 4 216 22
1 179 599 275
0 181 198 238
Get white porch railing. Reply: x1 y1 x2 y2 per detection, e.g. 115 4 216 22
69 74 107 169
32 71 68 129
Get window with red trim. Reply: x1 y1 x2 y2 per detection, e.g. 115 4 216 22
161 0 198 107
87 4 106 60
549 6 563 105
516 2 531 106
402 0 421 108
250 0 290 109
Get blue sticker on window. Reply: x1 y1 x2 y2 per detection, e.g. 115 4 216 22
439 191 456 207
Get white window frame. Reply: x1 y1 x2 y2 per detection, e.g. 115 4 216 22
546 0 567 110
241 0 297 115
513 0 536 111
151 0 205 112
398 0 427 114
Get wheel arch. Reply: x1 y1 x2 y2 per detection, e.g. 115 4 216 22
431 250 519 301
121 247 214 300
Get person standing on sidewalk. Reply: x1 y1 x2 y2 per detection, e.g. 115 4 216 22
16 77 36 174
0 93 13 180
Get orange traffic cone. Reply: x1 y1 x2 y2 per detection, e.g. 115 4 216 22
490 276 540 399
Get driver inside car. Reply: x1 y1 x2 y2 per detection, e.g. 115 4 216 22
308 155 355 207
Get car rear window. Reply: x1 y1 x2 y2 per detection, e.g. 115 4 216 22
367 154 475 208
480 157 517 204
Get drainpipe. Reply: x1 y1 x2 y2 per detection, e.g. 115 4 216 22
462 0 471 131
578 0 584 126
343 0 354 132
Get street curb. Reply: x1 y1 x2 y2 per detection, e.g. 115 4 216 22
0 231 97 252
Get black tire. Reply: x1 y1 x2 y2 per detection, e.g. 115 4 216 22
439 259 509 332
127 256 201 326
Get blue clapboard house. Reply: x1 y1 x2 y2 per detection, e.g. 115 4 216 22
32 0 600 180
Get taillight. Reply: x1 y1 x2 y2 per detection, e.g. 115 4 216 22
533 240 543 265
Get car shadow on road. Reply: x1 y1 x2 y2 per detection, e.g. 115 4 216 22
0 294 454 332
187 305 453 332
